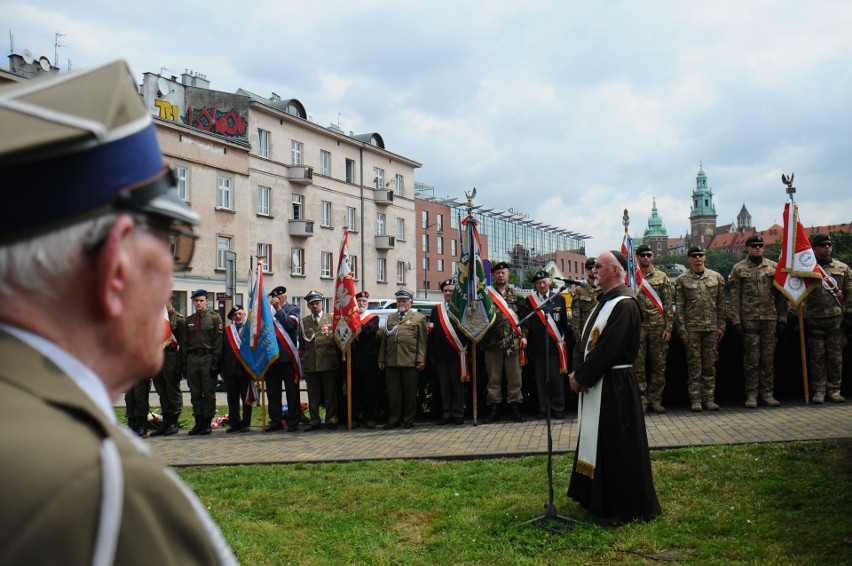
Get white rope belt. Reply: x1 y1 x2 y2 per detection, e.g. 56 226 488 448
610 364 631 369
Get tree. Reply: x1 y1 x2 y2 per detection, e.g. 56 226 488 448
829 230 852 265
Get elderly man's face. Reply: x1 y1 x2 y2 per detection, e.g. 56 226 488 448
534 278 551 295
308 300 323 316
593 252 621 290
232 309 246 325
492 268 509 285
357 296 369 311
397 297 412 312
442 285 454 302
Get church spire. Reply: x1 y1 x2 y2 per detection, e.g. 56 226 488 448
644 197 668 238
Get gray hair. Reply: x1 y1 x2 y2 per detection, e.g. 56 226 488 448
0 214 119 299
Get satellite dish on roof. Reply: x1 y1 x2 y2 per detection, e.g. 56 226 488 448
157 77 170 96
38 56 50 71
22 49 34 64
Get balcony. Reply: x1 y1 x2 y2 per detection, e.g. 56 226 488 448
374 235 395 250
288 219 315 237
285 165 313 185
374 189 394 205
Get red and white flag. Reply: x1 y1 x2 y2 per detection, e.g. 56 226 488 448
161 307 176 349
774 199 822 306
333 229 361 351
621 233 663 314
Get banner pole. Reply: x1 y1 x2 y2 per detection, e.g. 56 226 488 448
261 378 267 432
798 303 810 404
472 342 478 426
347 345 353 430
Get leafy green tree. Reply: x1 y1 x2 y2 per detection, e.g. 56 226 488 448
829 230 852 265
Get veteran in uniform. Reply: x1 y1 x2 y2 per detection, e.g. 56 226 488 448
352 290 383 428
0 61 236 564
571 257 603 342
379 289 428 429
149 293 184 436
480 261 529 423
181 289 223 435
267 286 302 432
301 291 341 430
633 245 674 413
221 305 253 432
674 246 726 411
526 270 570 419
803 234 852 403
729 235 787 408
429 280 469 425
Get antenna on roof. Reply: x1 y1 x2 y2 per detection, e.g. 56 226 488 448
54 31 65 71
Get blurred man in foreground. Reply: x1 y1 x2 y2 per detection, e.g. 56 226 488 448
0 61 236 564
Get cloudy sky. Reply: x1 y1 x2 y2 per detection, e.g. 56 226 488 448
8 0 851 250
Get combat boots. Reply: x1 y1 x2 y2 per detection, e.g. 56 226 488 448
703 400 720 411
128 416 145 437
745 395 758 409
761 395 781 407
483 405 500 424
241 406 253 432
188 417 207 435
812 392 825 404
160 414 180 436
829 392 845 403
509 404 526 423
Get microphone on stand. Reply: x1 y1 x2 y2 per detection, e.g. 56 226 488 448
552 276 586 287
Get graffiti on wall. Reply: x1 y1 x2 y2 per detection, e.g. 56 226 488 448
155 99 179 121
182 106 247 137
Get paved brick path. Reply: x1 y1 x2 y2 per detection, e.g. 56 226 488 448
139 401 852 467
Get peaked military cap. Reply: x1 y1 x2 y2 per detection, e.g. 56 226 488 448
304 290 323 303
395 289 414 300
0 60 199 243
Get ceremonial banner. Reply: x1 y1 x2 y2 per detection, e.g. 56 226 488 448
239 263 279 380
333 228 362 351
449 214 496 342
621 232 641 294
774 200 821 306
161 306 176 349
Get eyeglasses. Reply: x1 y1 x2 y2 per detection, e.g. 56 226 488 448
816 242 832 248
85 213 197 272
638 252 653 257
749 243 765 248
689 253 705 258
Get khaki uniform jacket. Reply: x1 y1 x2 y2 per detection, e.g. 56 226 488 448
379 310 427 367
729 257 787 324
674 269 726 333
180 309 223 362
571 284 602 340
637 267 674 331
0 329 236 565
804 258 852 319
300 313 340 372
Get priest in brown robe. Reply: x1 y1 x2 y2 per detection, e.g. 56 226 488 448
568 250 661 526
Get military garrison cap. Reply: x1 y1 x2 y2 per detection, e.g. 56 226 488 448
0 60 199 243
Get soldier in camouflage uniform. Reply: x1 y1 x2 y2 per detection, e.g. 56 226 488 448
571 257 603 342
803 234 852 404
480 262 529 424
633 245 674 413
729 235 787 408
675 246 726 412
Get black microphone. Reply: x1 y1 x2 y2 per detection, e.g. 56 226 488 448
553 276 586 287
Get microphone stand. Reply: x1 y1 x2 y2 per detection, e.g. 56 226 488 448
519 283 580 533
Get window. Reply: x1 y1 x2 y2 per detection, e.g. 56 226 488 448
437 236 444 254
216 236 232 269
258 186 271 216
292 194 303 220
437 214 444 233
257 243 272 272
437 259 444 272
321 201 332 227
350 255 359 280
320 150 330 176
421 210 429 229
321 251 333 278
450 214 458 230
291 140 302 165
176 166 190 201
217 175 232 209
291 247 305 276
374 167 384 189
258 128 270 158
395 174 404 196
422 234 429 253
451 239 457 256
422 257 429 271
377 213 386 236
396 218 405 241
323 298 332 314
377 258 387 282
451 261 458 276
345 159 355 183
346 207 357 231
396 261 406 284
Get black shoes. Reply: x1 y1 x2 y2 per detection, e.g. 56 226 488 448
265 422 284 432
483 406 500 424
509 405 526 423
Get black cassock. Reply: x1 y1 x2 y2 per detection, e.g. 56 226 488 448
567 285 661 522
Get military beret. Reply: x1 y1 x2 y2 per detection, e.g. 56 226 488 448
687 245 704 255
635 244 652 254
745 234 764 246
531 270 550 283
304 290 323 303
610 251 628 270
395 289 414 300
355 290 370 299
269 286 287 297
227 306 244 320
491 261 512 271
584 257 596 269
191 289 208 299
0 60 199 243
811 233 831 247
439 279 455 290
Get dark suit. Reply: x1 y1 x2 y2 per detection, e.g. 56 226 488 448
429 303 469 420
267 303 302 428
222 323 252 430
527 291 570 416
351 313 382 423
0 327 236 564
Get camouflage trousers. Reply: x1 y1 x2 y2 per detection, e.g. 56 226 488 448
742 320 777 399
634 324 669 406
805 316 846 395
685 330 718 403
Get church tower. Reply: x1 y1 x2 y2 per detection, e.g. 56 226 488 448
642 197 669 254
737 203 753 233
689 164 717 246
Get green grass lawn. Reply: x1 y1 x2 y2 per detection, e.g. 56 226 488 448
174 439 851 565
